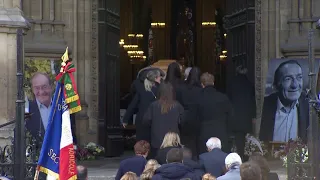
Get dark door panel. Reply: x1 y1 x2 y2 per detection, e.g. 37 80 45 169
224 1 255 95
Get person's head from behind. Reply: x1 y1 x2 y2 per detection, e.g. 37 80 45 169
225 153 242 171
144 159 160 171
186 67 201 87
144 70 161 92
158 82 176 114
31 72 53 107
134 140 150 158
77 165 88 180
240 162 262 180
165 62 182 85
273 60 303 106
184 67 192 80
206 137 221 152
120 172 138 180
160 132 182 149
200 72 215 88
249 153 270 180
166 148 183 164
141 159 161 180
202 173 216 180
182 147 192 159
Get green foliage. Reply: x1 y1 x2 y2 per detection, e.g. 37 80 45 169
24 58 60 100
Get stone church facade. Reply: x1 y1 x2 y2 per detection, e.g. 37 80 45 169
0 0 319 150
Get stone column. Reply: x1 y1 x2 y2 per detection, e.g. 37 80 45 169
0 0 29 143
74 0 92 145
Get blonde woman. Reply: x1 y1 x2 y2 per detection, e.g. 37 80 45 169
122 69 162 142
155 132 183 164
202 173 216 180
140 159 161 180
120 172 138 180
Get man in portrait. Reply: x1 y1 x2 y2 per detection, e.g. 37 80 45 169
26 72 53 139
25 72 77 144
259 60 309 142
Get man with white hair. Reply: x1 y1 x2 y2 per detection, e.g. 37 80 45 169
217 153 242 180
199 137 228 178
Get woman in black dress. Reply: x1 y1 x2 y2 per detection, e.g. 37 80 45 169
122 70 162 142
143 82 184 158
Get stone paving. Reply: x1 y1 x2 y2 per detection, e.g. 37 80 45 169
79 154 287 180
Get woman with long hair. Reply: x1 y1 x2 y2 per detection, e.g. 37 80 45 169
120 172 138 180
155 132 183 164
143 82 184 158
140 159 161 180
123 70 162 142
165 62 184 103
180 67 202 158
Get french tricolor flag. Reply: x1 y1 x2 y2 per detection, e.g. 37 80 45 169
34 82 77 180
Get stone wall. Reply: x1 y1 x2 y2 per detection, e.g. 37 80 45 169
0 0 29 143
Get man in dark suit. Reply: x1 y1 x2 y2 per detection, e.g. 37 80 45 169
199 137 228 178
195 73 233 154
25 72 78 143
229 66 256 159
260 60 308 142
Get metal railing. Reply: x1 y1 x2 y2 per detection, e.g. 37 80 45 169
0 120 41 179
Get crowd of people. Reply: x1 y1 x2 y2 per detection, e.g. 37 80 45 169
122 62 255 159
118 62 276 179
115 135 279 180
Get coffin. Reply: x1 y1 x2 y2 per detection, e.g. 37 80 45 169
151 59 177 75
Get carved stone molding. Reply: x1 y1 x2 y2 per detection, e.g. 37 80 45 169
90 0 99 130
255 0 262 135
106 9 120 29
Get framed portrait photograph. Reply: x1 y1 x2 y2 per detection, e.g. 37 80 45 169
260 59 320 143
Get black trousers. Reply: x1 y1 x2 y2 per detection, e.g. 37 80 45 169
233 131 246 160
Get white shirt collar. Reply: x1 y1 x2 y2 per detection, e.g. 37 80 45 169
277 98 298 112
36 99 52 109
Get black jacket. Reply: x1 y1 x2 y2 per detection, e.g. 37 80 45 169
183 159 205 179
199 148 228 178
155 146 181 165
194 86 233 154
259 93 309 142
123 83 159 141
143 101 184 148
229 74 256 133
152 163 199 180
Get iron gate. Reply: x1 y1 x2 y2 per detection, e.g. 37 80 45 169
224 0 255 94
0 29 40 179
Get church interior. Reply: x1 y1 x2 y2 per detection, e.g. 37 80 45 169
119 0 229 150
119 0 228 99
